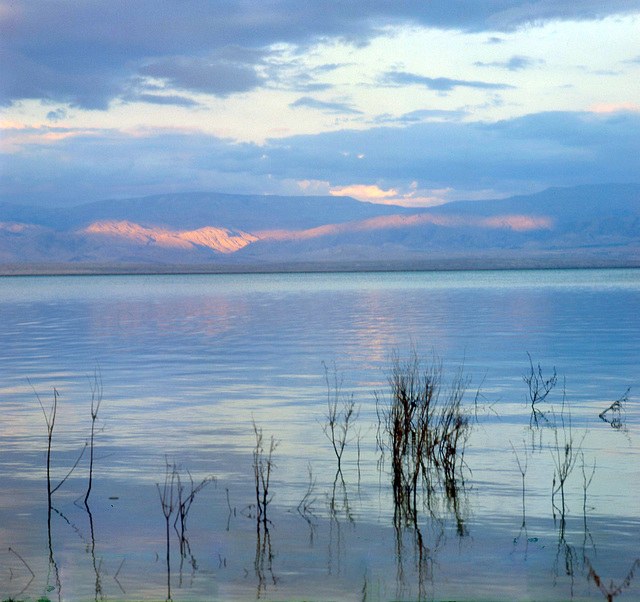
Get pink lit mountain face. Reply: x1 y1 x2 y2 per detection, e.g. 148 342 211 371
0 184 638 265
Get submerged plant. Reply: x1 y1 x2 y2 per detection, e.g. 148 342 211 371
251 421 279 596
297 463 318 523
84 369 103 506
549 385 585 519
321 362 359 475
32 385 86 507
524 352 557 425
376 348 471 521
156 457 213 599
7 547 35 600
252 421 278 522
173 468 215 561
157 458 177 601
599 387 630 431
586 557 640 602
31 381 88 601
510 439 529 529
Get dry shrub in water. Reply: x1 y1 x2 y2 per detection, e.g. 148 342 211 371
321 362 359 475
252 421 278 522
376 349 472 513
524 352 557 425
599 387 630 431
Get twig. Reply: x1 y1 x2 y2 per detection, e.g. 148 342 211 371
113 558 126 594
321 362 359 475
50 442 88 495
599 387 630 430
85 368 103 505
8 547 35 578
8 547 35 598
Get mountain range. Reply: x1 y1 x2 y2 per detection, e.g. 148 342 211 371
0 184 638 272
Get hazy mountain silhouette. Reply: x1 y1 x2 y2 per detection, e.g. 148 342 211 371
0 184 638 268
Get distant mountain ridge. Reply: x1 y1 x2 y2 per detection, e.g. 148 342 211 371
0 193 408 231
0 184 638 268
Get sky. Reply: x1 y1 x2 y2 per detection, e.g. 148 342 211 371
1 0 640 208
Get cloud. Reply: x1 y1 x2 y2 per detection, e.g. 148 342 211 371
374 109 468 124
484 0 640 30
312 63 345 73
135 94 201 107
382 71 515 91
0 48 122 109
330 184 397 200
138 55 265 97
474 55 545 71
46 108 67 123
268 60 341 93
2 1 638 108
290 97 363 114
284 77 334 93
329 183 454 207
0 122 101 153
589 102 640 113
208 109 640 193
2 110 640 205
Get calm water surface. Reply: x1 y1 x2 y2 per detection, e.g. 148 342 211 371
0 269 638 601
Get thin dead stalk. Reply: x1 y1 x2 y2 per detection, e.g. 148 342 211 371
252 421 278 522
173 468 215 558
510 439 529 527
30 382 87 502
8 547 35 598
524 352 557 425
549 386 584 518
586 557 640 602
599 387 630 430
157 458 177 601
321 362 359 475
84 368 103 505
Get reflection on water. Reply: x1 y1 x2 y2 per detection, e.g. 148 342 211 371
1 269 639 601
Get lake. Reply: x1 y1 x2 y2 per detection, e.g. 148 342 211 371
0 268 638 602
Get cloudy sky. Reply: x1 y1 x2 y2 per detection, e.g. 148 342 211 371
1 1 639 207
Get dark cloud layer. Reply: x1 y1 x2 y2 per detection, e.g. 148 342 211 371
2 0 638 108
138 56 265 97
253 110 640 188
3 110 638 205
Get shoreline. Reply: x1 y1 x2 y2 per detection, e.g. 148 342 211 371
1 256 639 277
